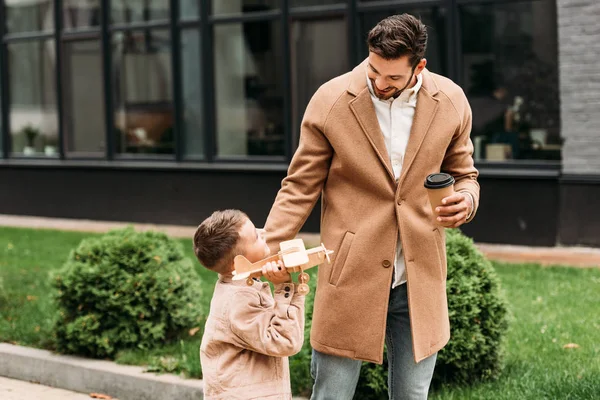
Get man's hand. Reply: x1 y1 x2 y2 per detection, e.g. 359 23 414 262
435 192 473 228
262 260 291 285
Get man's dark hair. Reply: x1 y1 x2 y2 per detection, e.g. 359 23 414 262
367 14 428 66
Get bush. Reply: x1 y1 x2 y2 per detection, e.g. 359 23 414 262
434 228 510 384
51 227 204 358
290 280 315 397
291 229 510 398
0 276 5 301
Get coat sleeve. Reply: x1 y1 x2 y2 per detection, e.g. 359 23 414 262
441 94 480 223
228 284 306 357
263 87 335 253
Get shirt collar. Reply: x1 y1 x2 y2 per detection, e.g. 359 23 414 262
366 70 423 104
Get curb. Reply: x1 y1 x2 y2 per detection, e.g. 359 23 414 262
0 343 204 400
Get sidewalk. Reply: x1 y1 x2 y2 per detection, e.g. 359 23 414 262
0 376 93 400
0 214 598 267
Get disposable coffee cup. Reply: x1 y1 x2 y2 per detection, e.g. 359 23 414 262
424 173 455 225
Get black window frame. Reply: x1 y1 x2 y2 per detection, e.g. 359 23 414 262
0 0 561 172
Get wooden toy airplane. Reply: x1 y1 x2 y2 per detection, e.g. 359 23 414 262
232 238 334 295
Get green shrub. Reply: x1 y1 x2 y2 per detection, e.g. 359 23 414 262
0 276 5 302
291 229 510 398
290 279 315 397
51 227 204 358
434 228 510 385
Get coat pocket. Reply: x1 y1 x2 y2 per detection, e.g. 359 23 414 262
329 231 354 286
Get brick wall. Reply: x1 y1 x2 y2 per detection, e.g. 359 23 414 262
557 0 600 175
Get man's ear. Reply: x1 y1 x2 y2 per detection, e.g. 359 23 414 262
416 58 427 74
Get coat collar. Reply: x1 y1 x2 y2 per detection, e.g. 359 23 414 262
218 273 267 289
347 59 440 186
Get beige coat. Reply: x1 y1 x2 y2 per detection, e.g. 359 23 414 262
200 277 305 399
264 62 479 364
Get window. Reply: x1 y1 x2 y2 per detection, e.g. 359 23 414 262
211 1 279 16
181 28 204 158
6 0 53 34
290 0 344 8
460 1 560 162
0 1 561 166
112 30 174 156
214 21 285 157
63 0 101 30
112 0 170 24
181 0 200 19
291 18 348 148
62 40 105 155
8 40 58 157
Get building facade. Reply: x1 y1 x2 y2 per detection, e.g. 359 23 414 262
0 0 598 247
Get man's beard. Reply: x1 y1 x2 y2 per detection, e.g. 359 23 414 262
371 80 401 100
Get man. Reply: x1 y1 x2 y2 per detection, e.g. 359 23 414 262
264 14 479 400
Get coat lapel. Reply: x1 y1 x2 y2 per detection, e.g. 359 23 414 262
349 91 395 182
347 61 395 182
398 72 439 188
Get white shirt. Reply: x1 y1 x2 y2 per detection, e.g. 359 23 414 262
367 72 423 288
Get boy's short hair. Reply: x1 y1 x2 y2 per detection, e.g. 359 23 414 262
193 209 248 274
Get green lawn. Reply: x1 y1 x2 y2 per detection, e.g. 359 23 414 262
1 227 599 399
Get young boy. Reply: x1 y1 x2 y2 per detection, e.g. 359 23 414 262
193 209 305 400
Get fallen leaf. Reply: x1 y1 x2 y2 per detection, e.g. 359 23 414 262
189 327 200 336
26 295 38 301
563 343 580 349
90 393 113 399
34 326 40 332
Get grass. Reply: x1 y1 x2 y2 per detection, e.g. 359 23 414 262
1 227 599 399
432 263 600 400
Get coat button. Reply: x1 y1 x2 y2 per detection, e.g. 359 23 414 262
382 260 392 268
284 293 290 298
284 286 291 292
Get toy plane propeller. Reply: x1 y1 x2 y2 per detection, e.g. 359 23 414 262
232 238 334 294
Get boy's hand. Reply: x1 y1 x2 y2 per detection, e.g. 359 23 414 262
262 260 291 284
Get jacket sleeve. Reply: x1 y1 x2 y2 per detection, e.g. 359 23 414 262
441 94 480 223
228 284 306 357
264 87 334 254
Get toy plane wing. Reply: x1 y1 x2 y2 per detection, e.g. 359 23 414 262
232 239 333 281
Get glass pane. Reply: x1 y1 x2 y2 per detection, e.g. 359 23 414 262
8 40 58 157
291 18 348 148
63 0 101 30
6 0 54 34
211 1 279 16
63 40 105 155
214 22 285 157
112 0 169 24
112 30 174 156
180 0 200 19
461 1 560 162
181 29 203 158
359 8 448 77
290 0 343 8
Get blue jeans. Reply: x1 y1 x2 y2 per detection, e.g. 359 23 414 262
310 284 437 400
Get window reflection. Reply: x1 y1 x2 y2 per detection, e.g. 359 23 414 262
461 1 560 161
112 30 174 156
